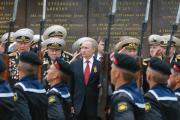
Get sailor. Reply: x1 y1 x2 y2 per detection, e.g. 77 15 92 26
145 57 180 120
0 57 15 120
13 51 48 120
110 53 145 120
142 34 164 93
46 57 74 120
168 61 180 100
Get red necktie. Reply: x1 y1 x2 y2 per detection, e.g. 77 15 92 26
84 61 90 85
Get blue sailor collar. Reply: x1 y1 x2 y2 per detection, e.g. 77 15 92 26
148 84 177 101
20 75 38 81
113 80 145 109
48 83 70 99
174 88 180 97
15 75 46 93
0 79 14 97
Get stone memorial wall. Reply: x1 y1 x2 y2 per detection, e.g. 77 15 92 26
0 0 179 53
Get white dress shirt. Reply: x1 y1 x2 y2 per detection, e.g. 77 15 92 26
83 57 94 72
96 53 102 61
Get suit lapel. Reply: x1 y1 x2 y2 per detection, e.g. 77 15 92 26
79 59 86 86
87 58 98 85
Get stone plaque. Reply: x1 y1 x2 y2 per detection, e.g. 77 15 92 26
0 0 25 35
1 0 179 55
152 0 180 37
26 0 87 51
88 0 151 51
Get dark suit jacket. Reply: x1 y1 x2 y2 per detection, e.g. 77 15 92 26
70 57 100 116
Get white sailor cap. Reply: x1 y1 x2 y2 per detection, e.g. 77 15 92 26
1 32 15 43
8 42 17 53
148 34 161 45
114 36 140 51
160 35 180 47
31 34 44 46
14 28 34 42
43 25 67 40
42 37 66 49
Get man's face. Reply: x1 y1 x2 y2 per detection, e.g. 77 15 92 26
168 69 178 90
146 67 151 84
98 41 104 54
0 43 5 53
16 41 30 53
126 49 137 57
120 48 137 57
169 46 175 58
111 64 119 86
80 41 95 59
46 64 59 85
47 48 62 61
161 45 175 57
150 45 162 57
17 61 28 79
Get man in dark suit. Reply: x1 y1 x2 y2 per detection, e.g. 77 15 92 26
94 36 104 61
70 37 100 120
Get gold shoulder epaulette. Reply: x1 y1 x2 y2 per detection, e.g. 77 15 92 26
143 58 150 62
143 58 150 66
63 51 73 57
42 49 48 56
8 52 17 57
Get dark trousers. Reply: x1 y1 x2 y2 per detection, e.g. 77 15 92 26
77 102 100 120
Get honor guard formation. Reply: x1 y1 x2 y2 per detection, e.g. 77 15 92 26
1 0 180 120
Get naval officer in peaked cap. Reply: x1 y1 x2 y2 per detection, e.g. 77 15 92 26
8 28 34 86
0 32 15 53
114 36 140 57
41 38 66 89
43 25 67 40
148 34 163 58
159 35 180 64
43 25 73 62
30 34 44 53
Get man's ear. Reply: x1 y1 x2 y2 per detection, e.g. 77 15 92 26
53 71 60 79
113 68 120 79
92 47 96 53
176 75 180 83
146 72 152 83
